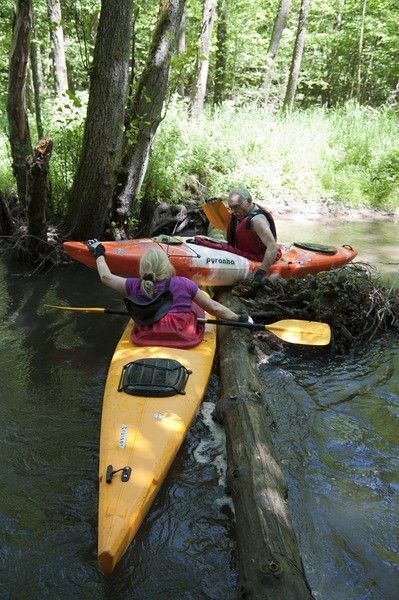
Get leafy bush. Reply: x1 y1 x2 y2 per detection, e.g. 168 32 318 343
1 97 398 215
147 99 399 208
43 93 87 215
321 103 399 207
0 131 15 195
367 149 399 207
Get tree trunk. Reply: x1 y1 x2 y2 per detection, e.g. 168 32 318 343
125 6 140 129
324 0 346 107
282 0 312 113
30 19 44 139
263 0 291 105
191 0 217 118
116 0 186 222
7 0 33 204
215 291 312 599
0 194 15 237
46 0 68 97
177 8 186 97
213 0 228 106
26 139 53 251
66 0 133 240
355 0 367 101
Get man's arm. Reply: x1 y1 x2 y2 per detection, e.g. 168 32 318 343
251 215 278 272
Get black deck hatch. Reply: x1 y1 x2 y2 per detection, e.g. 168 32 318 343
118 358 191 397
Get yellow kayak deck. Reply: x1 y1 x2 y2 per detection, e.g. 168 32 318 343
98 318 216 574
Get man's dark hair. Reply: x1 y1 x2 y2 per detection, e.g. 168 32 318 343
228 188 253 203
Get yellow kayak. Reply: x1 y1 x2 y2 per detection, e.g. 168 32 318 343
98 317 217 574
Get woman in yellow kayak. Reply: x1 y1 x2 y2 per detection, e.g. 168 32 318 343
86 239 252 348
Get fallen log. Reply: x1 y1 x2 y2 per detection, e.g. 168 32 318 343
215 289 312 599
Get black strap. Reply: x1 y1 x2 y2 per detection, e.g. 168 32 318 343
246 206 277 240
124 278 173 325
229 205 277 244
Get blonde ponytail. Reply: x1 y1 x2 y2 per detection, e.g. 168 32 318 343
139 247 175 297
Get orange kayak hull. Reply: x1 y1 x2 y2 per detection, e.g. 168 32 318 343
64 238 357 286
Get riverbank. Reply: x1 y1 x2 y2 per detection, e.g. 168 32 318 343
257 191 399 223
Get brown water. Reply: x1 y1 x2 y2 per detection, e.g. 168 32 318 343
0 217 397 599
278 214 399 281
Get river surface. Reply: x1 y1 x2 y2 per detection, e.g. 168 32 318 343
0 218 397 599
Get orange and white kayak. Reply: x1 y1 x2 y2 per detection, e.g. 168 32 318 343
97 317 216 574
64 237 357 287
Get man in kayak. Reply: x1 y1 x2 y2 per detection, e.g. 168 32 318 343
198 188 281 287
226 189 280 287
86 241 253 348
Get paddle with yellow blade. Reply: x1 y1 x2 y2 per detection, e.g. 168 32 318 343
201 198 230 231
44 305 331 346
197 317 331 346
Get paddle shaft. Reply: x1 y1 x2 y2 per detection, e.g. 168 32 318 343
44 304 128 315
197 317 264 330
45 306 330 345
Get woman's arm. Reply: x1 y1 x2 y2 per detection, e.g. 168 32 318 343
87 239 127 295
193 289 239 320
95 256 127 295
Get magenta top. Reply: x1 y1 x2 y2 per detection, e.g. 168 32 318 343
125 276 199 313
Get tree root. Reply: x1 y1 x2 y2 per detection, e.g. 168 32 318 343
0 224 68 270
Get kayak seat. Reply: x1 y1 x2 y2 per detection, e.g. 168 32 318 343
293 242 337 255
118 358 192 397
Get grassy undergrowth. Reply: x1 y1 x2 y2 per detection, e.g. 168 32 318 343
1 100 399 211
146 100 399 210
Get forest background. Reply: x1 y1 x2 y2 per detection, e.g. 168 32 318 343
0 0 398 253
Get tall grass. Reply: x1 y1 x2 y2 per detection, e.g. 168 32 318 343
1 100 398 212
146 100 399 209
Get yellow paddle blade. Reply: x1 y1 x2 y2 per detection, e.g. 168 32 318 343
265 319 331 346
44 304 106 313
201 199 230 231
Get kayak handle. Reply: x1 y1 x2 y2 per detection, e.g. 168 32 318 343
106 465 132 483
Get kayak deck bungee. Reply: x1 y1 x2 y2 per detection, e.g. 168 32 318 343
63 238 357 287
98 317 216 574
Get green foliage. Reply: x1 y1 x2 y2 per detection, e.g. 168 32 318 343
368 149 399 206
0 130 14 194
1 0 399 221
0 2 14 112
41 93 88 215
298 0 399 106
321 103 399 207
145 99 399 210
144 101 242 202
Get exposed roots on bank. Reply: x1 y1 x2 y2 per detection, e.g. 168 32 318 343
233 264 399 354
0 225 68 270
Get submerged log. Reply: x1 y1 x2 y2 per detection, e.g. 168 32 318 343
215 290 311 599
